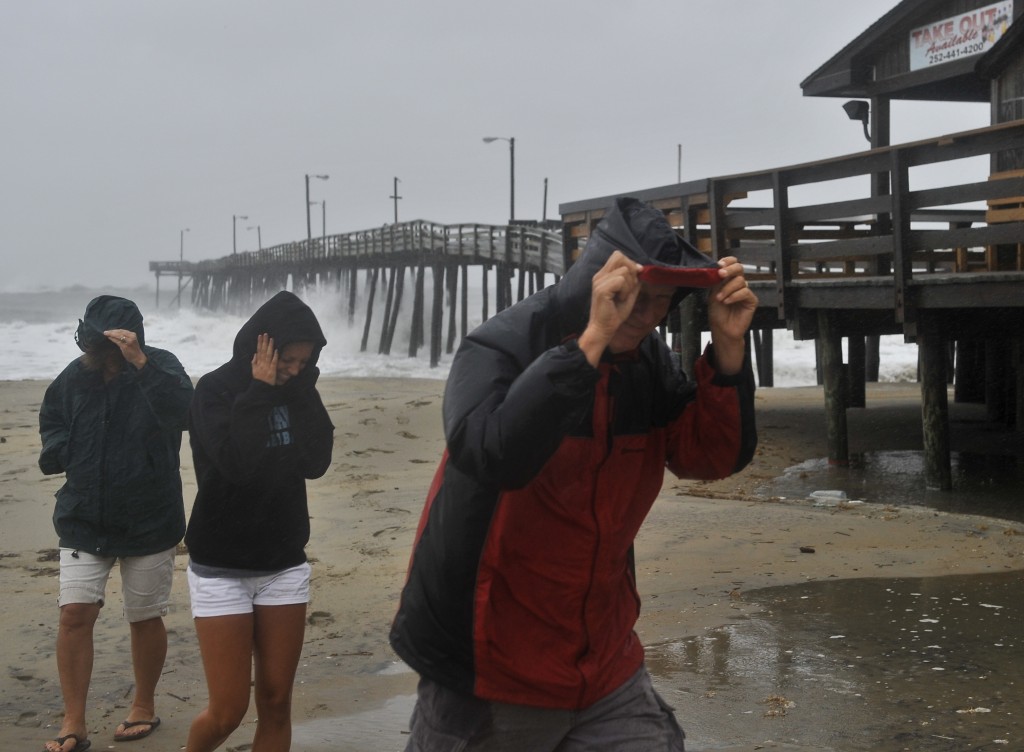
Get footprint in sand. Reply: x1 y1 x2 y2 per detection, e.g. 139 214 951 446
15 710 42 728
307 610 335 626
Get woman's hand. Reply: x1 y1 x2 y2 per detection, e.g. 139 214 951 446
252 333 278 385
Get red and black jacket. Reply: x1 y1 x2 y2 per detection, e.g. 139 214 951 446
390 197 757 709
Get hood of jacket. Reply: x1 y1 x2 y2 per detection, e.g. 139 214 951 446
230 290 327 371
554 196 717 338
75 295 146 352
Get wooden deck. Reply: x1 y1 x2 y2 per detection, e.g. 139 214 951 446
560 119 1024 489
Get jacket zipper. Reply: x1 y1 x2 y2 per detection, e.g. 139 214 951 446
576 363 617 707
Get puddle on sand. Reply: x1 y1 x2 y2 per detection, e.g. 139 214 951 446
292 693 415 751
647 571 1024 751
759 449 1024 523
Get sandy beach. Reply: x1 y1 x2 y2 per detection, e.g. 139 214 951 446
2 377 1022 751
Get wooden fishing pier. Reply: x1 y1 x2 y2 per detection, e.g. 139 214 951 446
150 219 565 368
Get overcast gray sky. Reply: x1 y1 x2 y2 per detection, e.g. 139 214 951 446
1 0 990 291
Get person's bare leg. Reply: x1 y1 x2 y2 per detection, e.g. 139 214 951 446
185 614 255 752
114 617 166 739
251 604 306 752
45 602 100 752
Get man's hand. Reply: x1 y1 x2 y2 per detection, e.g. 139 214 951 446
104 329 147 369
252 333 278 385
707 257 759 375
577 251 642 366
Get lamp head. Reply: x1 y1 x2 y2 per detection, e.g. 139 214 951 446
843 100 869 124
482 137 500 143
842 100 871 142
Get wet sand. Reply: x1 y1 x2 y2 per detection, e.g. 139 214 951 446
1 378 1022 751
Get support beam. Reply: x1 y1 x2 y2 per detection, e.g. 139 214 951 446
847 336 866 408
430 264 445 367
818 310 848 465
919 330 952 490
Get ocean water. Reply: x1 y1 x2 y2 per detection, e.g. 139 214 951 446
0 284 921 384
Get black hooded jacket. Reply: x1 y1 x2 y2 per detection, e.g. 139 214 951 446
390 197 758 709
38 295 193 556
185 291 334 572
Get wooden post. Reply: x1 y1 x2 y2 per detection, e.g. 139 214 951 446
676 295 701 381
409 263 425 357
919 330 952 490
847 336 866 408
384 266 406 355
866 336 880 381
460 263 469 344
378 267 396 354
430 264 444 367
985 339 1009 423
818 310 848 465
348 267 358 325
445 260 458 354
360 267 379 352
760 328 774 387
481 264 490 322
496 264 507 313
379 266 399 355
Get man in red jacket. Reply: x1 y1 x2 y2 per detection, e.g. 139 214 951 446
391 197 759 751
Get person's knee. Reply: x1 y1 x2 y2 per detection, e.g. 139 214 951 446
59 602 100 631
206 700 250 736
128 615 165 633
254 685 293 721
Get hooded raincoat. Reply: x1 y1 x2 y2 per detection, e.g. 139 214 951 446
185 290 334 573
38 295 193 557
390 197 758 710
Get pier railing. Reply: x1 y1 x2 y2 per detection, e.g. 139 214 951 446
561 118 1024 338
187 219 565 277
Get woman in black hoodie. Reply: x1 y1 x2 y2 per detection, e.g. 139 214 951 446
184 291 334 752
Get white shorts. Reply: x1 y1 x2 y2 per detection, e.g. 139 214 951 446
187 562 311 618
58 547 176 623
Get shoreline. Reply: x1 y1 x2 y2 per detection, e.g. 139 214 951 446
2 377 1022 751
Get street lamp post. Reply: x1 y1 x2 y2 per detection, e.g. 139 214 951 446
305 173 329 254
232 214 248 254
309 200 326 256
390 177 402 225
178 228 189 309
247 225 262 251
482 136 515 222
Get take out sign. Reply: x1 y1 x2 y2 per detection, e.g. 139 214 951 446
909 1 1014 70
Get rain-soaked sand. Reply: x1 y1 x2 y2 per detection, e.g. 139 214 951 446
1 379 1022 751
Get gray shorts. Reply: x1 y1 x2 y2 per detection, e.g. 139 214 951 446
58 547 176 622
404 665 685 752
